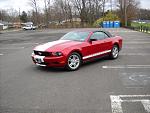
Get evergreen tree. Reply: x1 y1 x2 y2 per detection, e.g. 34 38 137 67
20 11 28 22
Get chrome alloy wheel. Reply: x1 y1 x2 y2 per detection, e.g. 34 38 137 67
112 45 119 58
68 54 80 70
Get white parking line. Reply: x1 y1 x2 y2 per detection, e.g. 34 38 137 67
125 39 150 41
110 31 137 33
0 53 4 56
110 95 123 113
141 100 150 112
102 65 150 69
124 47 150 49
9 43 39 45
121 53 150 56
0 47 25 49
110 95 150 113
119 95 150 97
124 42 150 44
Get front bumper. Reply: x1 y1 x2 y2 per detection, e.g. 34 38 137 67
31 54 67 67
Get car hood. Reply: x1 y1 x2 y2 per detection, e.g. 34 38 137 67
34 40 83 52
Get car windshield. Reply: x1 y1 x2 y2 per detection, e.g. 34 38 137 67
60 31 90 42
26 25 31 27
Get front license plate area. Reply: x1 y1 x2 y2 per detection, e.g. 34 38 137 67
34 55 45 64
35 58 42 63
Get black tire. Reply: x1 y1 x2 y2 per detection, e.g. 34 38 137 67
110 45 119 59
66 52 81 71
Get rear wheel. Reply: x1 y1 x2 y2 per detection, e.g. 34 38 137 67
66 52 81 71
110 45 119 59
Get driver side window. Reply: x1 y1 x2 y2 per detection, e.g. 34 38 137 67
90 32 108 40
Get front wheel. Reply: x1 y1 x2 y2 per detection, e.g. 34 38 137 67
110 45 119 59
66 52 81 71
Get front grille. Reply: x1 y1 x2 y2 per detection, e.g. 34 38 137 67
34 50 51 56
37 62 48 65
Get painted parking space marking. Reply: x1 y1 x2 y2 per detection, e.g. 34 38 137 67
142 100 150 112
0 53 4 56
110 95 150 113
102 65 150 69
110 95 123 113
123 47 150 49
124 42 150 44
9 43 39 45
0 47 25 49
109 30 138 33
125 39 150 41
120 53 150 56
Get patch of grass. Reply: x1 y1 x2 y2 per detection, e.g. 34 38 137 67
131 22 150 28
131 22 150 33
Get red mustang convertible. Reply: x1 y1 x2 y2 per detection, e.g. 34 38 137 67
31 30 122 70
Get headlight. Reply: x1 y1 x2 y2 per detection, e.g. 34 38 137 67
31 52 34 56
52 52 63 56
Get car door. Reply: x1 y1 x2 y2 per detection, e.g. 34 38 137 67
89 31 112 58
101 32 112 51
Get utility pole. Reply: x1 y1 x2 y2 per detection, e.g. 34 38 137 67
124 0 127 27
102 0 105 21
19 8 20 16
110 0 112 12
44 0 48 28
19 8 21 28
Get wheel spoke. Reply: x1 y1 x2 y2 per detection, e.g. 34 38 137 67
112 47 118 58
69 62 74 67
75 59 79 63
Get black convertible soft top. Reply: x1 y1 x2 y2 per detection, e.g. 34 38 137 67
93 30 113 37
74 29 113 37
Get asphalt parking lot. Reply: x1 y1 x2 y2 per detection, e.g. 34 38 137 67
0 28 150 113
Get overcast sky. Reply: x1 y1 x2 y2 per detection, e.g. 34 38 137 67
0 0 44 12
0 0 150 12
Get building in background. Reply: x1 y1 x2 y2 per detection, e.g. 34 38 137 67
0 20 12 30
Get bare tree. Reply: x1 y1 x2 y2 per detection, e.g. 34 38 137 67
29 0 39 25
53 0 73 26
138 9 150 20
86 0 104 24
72 0 104 26
44 0 51 27
0 10 8 21
71 0 86 26
116 0 140 26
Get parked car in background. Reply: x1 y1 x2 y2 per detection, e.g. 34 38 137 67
22 24 37 30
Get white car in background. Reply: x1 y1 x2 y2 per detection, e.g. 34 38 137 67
22 25 37 30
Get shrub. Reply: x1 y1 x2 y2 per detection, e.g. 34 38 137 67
93 12 120 27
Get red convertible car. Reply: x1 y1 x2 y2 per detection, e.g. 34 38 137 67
31 30 122 70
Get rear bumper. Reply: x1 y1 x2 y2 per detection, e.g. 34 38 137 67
31 54 67 67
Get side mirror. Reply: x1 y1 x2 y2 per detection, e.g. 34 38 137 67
90 38 97 42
